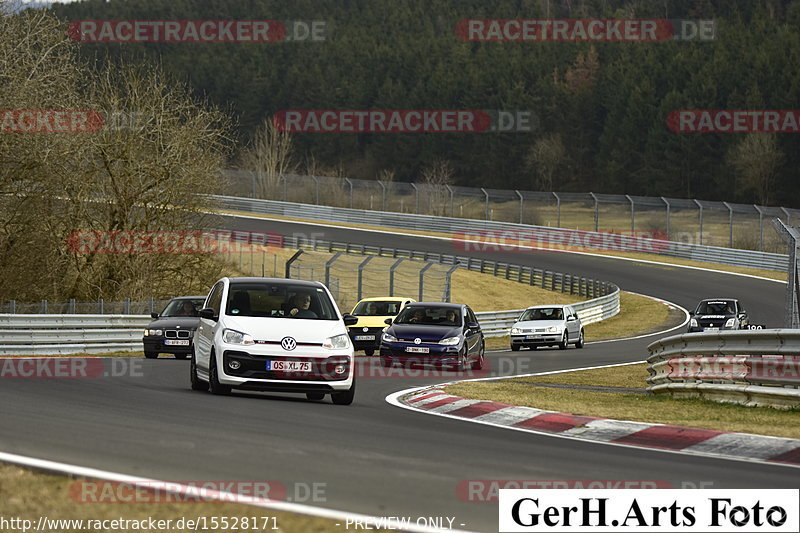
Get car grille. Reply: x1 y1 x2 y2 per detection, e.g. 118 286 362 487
518 328 547 333
222 351 350 381
165 330 190 338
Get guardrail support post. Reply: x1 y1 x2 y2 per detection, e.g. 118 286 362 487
626 194 635 234
389 258 404 296
69 298 75 314
344 178 354 209
124 298 130 315
312 175 320 205
40 300 46 313
419 262 434 301
357 256 373 301
378 180 387 211
515 190 524 224
9 300 15 314
552 192 561 227
446 184 454 217
590 192 599 232
754 205 765 251
98 298 104 314
410 183 419 214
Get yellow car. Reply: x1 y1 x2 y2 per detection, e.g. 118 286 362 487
348 297 416 355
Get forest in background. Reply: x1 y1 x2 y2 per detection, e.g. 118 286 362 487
49 0 800 206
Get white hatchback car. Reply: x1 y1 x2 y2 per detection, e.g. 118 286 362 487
191 277 357 405
509 305 584 351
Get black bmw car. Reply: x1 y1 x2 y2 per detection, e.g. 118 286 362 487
379 302 485 370
142 296 206 359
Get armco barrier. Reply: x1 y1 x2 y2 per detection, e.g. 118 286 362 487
213 196 790 272
646 330 800 408
0 315 150 355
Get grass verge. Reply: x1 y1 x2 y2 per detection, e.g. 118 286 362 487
0 462 394 533
444 364 800 439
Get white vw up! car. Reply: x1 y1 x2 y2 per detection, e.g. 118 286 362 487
191 277 357 405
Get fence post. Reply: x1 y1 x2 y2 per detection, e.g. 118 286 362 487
754 205 765 251
148 297 154 315
124 298 131 315
444 265 460 302
9 300 15 314
419 262 434 301
723 201 734 248
389 258 404 296
98 298 104 314
281 174 287 201
662 197 671 240
410 183 419 213
694 199 704 245
357 256 373 301
446 184 454 217
515 190 524 224
344 178 354 209
553 192 561 227
325 252 342 287
285 249 304 278
378 180 387 211
40 300 47 313
480 187 489 220
626 194 635 234
590 192 599 232
69 298 75 314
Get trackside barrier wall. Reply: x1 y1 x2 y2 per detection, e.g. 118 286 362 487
212 196 789 272
0 315 150 355
646 330 800 408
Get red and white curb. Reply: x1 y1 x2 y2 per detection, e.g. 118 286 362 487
398 389 800 467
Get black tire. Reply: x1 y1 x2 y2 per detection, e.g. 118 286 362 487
575 329 585 349
456 349 468 371
558 332 568 350
190 352 208 391
208 353 232 395
144 351 158 359
174 353 190 360
364 349 375 357
510 344 520 352
331 380 355 405
306 392 325 401
471 343 485 370
529 345 538 350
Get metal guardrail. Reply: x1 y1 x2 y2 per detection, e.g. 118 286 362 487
646 330 800 408
0 314 150 355
214 196 790 272
476 288 620 338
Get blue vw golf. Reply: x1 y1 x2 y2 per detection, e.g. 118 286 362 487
379 302 485 370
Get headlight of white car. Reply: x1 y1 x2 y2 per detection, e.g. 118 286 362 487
323 333 350 349
510 327 521 334
724 318 736 328
546 326 559 333
382 332 397 342
690 318 698 327
439 336 460 346
222 329 254 345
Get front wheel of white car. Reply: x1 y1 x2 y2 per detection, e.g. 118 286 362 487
558 332 568 350
208 353 232 396
331 380 355 405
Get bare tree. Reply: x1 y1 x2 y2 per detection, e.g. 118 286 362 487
526 134 566 192
241 116 296 200
727 133 783 206
419 159 455 216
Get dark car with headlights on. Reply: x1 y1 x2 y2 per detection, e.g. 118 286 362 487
688 298 749 333
142 296 206 359
379 303 484 370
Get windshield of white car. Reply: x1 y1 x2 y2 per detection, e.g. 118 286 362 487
520 308 565 321
393 306 461 326
353 300 402 316
225 283 338 320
